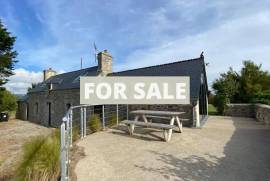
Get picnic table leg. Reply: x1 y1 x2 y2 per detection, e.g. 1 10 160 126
127 124 135 135
134 115 140 121
176 116 183 133
163 129 168 142
166 116 175 141
142 114 148 123
163 129 172 142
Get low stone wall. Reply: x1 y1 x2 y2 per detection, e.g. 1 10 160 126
225 104 254 117
255 104 270 125
225 103 270 125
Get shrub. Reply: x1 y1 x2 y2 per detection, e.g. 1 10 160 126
108 114 118 127
213 94 229 115
89 114 102 133
0 89 17 112
16 130 60 181
251 91 270 105
72 126 80 142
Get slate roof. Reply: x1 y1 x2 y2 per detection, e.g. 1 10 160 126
110 57 205 100
29 57 206 100
29 66 98 92
17 94 29 102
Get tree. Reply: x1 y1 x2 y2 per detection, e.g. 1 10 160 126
212 60 270 114
0 89 17 112
212 68 240 114
237 61 270 102
0 19 18 86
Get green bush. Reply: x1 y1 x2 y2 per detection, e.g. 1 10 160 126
108 114 118 127
251 91 270 105
213 94 229 115
89 114 102 133
0 89 17 112
72 126 80 142
16 131 60 181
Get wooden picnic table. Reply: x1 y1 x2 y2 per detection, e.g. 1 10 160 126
122 110 185 142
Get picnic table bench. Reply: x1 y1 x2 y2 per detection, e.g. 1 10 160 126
122 110 185 142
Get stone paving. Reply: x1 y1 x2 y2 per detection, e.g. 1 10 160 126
75 116 270 181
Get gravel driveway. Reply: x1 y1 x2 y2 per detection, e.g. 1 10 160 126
0 119 52 179
75 116 270 181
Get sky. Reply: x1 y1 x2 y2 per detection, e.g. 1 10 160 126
0 0 270 94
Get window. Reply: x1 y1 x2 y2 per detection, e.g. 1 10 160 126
66 103 71 110
35 102 39 114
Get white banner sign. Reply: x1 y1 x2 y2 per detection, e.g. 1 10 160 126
80 76 190 105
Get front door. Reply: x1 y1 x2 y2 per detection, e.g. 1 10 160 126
48 102 52 126
26 103 29 120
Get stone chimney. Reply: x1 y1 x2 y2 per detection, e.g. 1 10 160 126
97 50 113 76
43 68 57 81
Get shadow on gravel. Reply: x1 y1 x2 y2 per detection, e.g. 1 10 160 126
135 152 218 181
133 117 270 181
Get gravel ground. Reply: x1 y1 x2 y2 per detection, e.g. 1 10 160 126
75 116 270 181
0 119 52 179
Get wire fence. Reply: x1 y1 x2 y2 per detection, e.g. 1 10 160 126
60 104 129 181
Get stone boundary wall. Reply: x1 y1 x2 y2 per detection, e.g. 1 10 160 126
225 103 270 125
225 104 254 118
255 104 270 125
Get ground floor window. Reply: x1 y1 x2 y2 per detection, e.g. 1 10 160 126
35 102 39 114
66 103 71 110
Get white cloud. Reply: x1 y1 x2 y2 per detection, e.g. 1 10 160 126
2 0 270 92
4 68 43 94
115 11 270 86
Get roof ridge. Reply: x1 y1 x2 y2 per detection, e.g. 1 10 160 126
111 57 202 74
51 66 98 78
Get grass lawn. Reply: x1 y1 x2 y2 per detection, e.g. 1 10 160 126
208 104 219 115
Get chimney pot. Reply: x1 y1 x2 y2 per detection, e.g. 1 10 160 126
97 49 113 76
43 68 57 81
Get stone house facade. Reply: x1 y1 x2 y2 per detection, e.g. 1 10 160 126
17 50 208 128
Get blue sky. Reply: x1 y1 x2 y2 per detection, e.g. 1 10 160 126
1 0 270 94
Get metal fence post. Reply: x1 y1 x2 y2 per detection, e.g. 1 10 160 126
84 107 87 137
70 109 73 147
102 105 105 130
80 107 84 139
126 104 129 120
60 123 67 181
116 104 119 125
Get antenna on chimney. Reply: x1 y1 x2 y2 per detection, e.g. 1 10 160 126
81 57 83 69
93 42 98 63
